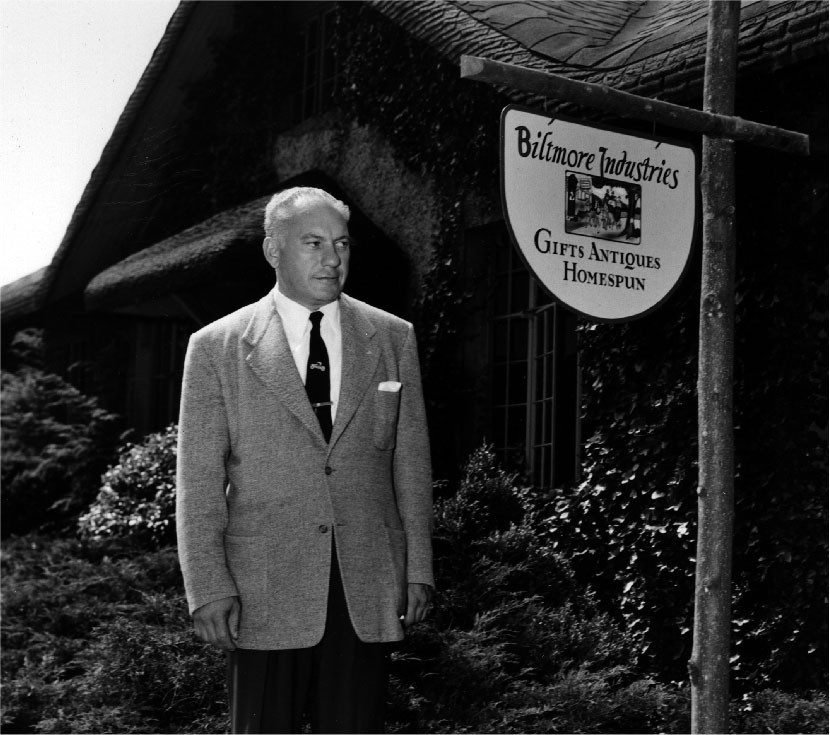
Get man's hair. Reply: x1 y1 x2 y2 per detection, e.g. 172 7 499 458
263 187 351 240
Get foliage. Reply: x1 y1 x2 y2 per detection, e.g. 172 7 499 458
2 446 826 733
1 349 121 538
337 3 504 202
724 133 829 691
4 328 46 372
543 284 700 682
0 536 227 734
731 689 829 735
387 444 692 733
78 424 178 550
434 444 527 543
546 119 828 693
336 4 507 477
387 444 827 733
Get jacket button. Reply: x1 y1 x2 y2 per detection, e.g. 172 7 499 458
318 524 329 534
324 466 333 475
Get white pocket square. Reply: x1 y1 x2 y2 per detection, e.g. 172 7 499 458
378 381 402 392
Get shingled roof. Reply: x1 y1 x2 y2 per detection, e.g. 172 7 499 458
0 267 49 325
372 0 828 103
85 196 270 311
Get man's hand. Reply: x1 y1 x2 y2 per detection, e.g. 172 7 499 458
403 583 434 627
193 596 240 650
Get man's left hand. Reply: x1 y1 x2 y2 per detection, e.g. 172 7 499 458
403 583 434 627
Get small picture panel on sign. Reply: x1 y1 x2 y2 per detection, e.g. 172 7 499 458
564 171 641 245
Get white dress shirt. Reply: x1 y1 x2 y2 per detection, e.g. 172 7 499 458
272 285 342 419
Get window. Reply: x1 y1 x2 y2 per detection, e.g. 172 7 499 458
299 7 340 120
491 237 580 488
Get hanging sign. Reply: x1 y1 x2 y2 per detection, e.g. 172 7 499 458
501 105 698 322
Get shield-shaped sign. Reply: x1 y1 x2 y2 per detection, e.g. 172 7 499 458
501 106 698 322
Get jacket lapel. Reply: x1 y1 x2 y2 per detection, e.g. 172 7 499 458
243 292 323 442
331 294 378 447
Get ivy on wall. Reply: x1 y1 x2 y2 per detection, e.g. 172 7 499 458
334 4 506 418
549 278 702 683
550 106 828 690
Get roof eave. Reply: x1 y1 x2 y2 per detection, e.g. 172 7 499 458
39 1 196 307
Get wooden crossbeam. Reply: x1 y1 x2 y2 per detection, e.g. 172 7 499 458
460 55 810 156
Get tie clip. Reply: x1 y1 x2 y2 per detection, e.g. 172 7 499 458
311 401 333 409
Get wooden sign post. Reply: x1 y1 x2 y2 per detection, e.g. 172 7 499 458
690 3 740 731
460 2 809 732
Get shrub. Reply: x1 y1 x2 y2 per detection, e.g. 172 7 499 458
388 444 689 733
4 328 46 372
0 535 227 734
433 446 576 626
483 670 691 735
434 444 527 543
1 365 121 538
731 689 829 735
4 446 825 733
79 424 178 549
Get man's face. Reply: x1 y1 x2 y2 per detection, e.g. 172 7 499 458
265 202 351 310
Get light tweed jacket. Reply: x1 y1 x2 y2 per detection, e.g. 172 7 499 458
175 290 433 650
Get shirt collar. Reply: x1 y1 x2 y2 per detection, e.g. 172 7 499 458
272 285 340 337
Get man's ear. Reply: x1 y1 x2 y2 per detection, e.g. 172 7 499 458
263 236 279 268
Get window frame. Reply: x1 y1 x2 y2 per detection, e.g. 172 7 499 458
490 239 580 487
299 6 340 121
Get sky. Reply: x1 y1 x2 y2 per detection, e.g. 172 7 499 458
0 0 181 287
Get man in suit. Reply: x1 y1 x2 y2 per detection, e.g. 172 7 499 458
176 186 434 733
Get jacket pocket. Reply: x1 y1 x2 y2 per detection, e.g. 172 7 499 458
373 389 401 450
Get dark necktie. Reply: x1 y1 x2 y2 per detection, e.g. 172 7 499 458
306 311 332 442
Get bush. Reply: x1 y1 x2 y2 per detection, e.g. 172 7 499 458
731 689 829 735
388 444 690 733
1 363 121 538
0 535 227 734
79 424 178 550
434 447 577 631
434 444 527 543
3 446 825 733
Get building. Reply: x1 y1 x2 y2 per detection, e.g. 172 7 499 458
2 0 826 487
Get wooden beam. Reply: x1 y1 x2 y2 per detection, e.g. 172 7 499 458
690 2 740 732
460 55 810 156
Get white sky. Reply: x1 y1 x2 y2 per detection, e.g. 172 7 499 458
0 0 180 287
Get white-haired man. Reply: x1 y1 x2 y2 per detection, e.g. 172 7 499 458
176 187 434 733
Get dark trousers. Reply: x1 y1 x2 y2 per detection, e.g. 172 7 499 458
226 542 391 734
